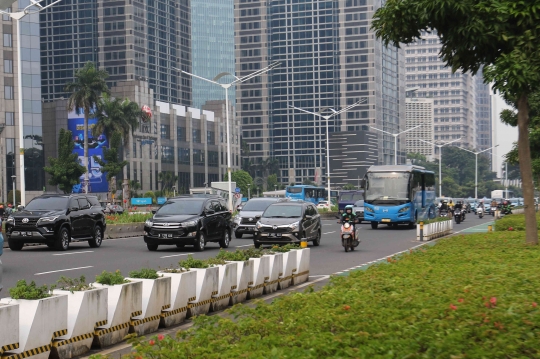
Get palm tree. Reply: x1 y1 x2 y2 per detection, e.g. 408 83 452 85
92 93 125 144
65 62 109 193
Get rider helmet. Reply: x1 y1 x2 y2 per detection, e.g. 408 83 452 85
345 205 354 214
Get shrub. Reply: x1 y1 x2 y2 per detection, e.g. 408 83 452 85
269 243 300 252
9 280 52 300
95 270 129 285
178 255 209 269
105 212 153 224
215 249 249 261
56 275 92 293
128 268 160 279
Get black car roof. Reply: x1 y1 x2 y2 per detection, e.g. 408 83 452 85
269 201 307 206
34 194 95 199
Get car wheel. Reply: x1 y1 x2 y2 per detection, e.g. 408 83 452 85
55 227 70 251
8 238 24 251
147 243 159 251
88 225 103 248
194 231 206 251
219 229 231 248
176 244 185 248
254 241 261 249
371 222 378 229
235 232 243 239
312 229 321 246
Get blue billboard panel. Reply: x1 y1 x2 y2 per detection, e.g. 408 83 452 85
68 111 109 193
157 197 167 205
131 198 153 205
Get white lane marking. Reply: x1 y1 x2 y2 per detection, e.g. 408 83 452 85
53 251 94 256
323 223 336 226
323 231 335 235
160 253 194 259
235 244 253 248
35 266 93 276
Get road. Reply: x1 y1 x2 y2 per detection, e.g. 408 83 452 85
0 215 493 291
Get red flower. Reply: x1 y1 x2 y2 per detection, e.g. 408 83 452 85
494 322 504 329
458 298 464 303
508 227 514 231
484 302 490 308
157 334 164 341
533 302 537 308
490 297 497 306
449 304 457 310
149 340 155 346
343 305 351 311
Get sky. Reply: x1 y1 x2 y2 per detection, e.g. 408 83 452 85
492 94 518 177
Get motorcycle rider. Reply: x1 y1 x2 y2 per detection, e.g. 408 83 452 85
454 200 465 221
501 200 512 214
448 200 455 216
439 199 449 216
341 205 358 241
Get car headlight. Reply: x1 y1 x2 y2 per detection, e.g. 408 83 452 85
37 216 58 224
256 221 262 229
288 221 299 230
398 206 410 213
6 216 14 223
364 207 374 213
182 220 198 227
145 219 153 227
233 215 241 224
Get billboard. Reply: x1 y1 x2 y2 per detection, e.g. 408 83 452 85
67 109 109 193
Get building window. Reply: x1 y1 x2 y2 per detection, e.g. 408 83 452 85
208 151 218 167
3 33 12 47
4 59 13 73
2 8 11 21
192 129 201 143
192 149 204 166
4 85 13 99
5 112 14 125
207 131 215 145
160 124 170 139
178 148 190 165
177 126 186 141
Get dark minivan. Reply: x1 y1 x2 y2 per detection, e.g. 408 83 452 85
143 195 232 251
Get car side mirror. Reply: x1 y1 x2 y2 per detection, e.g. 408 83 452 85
70 207 79 212
205 209 215 215
304 215 312 220
151 210 157 214
255 214 261 219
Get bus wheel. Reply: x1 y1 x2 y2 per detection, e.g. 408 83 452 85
408 222 416 229
371 222 378 229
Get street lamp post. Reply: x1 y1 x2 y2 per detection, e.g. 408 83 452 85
369 124 425 165
11 175 16 206
419 138 462 196
457 144 499 199
288 98 367 206
176 61 281 211
1 0 62 206
247 184 251 200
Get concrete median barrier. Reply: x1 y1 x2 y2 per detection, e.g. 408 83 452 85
157 270 196 328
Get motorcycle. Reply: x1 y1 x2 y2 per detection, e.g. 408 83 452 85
339 219 360 252
454 208 465 224
491 206 497 216
477 206 484 218
439 209 449 218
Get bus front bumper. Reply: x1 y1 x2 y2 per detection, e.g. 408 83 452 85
364 212 413 224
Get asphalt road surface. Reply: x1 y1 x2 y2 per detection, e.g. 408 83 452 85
0 215 493 291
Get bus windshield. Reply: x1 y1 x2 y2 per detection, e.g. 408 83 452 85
286 187 303 194
365 172 410 201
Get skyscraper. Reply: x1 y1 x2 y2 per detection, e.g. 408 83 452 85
405 32 492 153
191 0 235 108
405 98 434 160
235 0 405 185
40 0 192 105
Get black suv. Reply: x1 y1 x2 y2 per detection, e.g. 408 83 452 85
143 195 232 251
254 201 321 248
5 194 106 251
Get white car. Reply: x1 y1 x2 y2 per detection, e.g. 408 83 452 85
317 201 331 210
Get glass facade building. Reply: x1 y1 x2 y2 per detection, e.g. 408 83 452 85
235 0 405 185
191 0 235 108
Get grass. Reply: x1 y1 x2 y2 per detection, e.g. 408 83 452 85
122 231 540 358
494 212 540 231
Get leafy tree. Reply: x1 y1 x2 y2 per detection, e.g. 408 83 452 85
224 170 253 196
92 132 127 199
7 190 21 206
267 174 278 190
65 62 109 194
372 0 540 243
302 179 315 186
158 171 178 194
342 183 356 190
44 128 87 193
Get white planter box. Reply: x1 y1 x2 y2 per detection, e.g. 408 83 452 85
157 270 196 327
228 260 254 305
91 281 142 348
417 220 453 241
51 287 107 359
263 253 283 294
0 302 19 356
279 251 297 290
188 267 218 317
292 248 310 285
212 263 237 312
0 295 68 359
248 256 269 299
126 276 171 336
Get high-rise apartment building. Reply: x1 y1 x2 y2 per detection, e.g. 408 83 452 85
405 98 434 160
40 0 192 105
235 0 405 185
405 32 492 154
1 1 45 204
191 0 235 108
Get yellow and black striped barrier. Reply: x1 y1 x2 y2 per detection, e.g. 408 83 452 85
264 279 280 286
2 344 51 359
213 293 232 301
52 332 93 348
94 320 108 328
293 270 309 278
188 296 196 302
94 322 129 336
0 343 19 355
188 298 213 308
52 329 68 339
160 306 188 318
248 283 265 291
131 310 142 318
131 314 161 327
161 304 171 310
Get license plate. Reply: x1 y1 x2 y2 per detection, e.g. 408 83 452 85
381 219 391 223
268 233 282 238
159 233 173 238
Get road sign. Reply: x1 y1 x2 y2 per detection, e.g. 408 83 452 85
234 193 241 199
235 187 241 193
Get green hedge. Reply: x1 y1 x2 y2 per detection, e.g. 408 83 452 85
494 212 540 231
120 232 540 358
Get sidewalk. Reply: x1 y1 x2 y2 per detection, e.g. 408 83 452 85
457 220 495 234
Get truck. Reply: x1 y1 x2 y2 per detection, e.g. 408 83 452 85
491 190 504 199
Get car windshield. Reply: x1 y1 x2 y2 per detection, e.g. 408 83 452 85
263 205 302 218
157 200 205 215
242 200 276 211
354 200 364 206
365 172 410 201
25 197 69 211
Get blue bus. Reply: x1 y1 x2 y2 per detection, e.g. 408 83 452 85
363 165 437 229
285 185 327 205
337 190 364 213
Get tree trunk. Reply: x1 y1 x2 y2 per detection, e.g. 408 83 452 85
84 108 90 193
516 94 538 245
